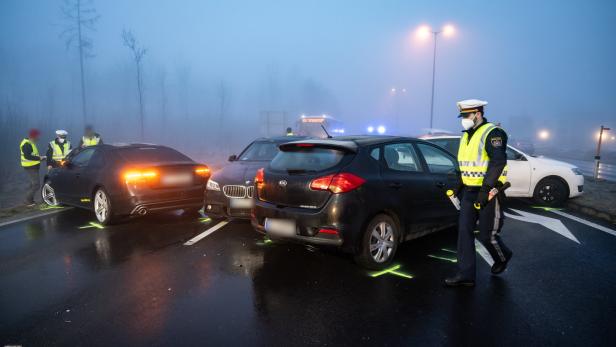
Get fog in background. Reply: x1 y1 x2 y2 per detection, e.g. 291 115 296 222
1 0 615 169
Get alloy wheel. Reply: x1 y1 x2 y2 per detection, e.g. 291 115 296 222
94 190 109 223
42 183 58 206
369 221 395 263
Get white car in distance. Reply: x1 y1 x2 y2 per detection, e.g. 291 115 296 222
422 135 584 206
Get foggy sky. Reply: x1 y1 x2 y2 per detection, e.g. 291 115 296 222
1 0 615 156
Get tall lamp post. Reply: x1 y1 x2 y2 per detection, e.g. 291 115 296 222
594 125 611 179
416 24 455 133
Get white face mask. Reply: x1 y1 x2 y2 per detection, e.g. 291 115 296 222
461 114 476 130
58 138 65 144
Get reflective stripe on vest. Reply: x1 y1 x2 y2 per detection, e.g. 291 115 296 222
82 136 100 146
457 122 508 187
50 141 71 161
20 139 40 167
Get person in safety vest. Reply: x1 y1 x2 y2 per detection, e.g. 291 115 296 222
444 99 513 287
286 127 294 136
78 125 103 148
20 129 46 207
46 130 72 170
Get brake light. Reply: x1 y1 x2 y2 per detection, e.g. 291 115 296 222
296 143 314 147
310 173 365 193
123 169 158 184
255 168 265 188
194 166 210 177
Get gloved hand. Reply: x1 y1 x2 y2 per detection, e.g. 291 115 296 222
476 186 491 208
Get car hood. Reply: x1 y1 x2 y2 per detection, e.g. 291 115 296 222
211 161 268 185
528 156 577 169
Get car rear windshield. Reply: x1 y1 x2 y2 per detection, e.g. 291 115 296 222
238 141 279 161
270 147 348 173
117 147 192 164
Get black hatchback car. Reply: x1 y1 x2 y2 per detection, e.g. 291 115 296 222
204 136 307 219
251 136 461 269
41 144 210 224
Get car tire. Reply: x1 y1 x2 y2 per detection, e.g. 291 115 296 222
93 187 116 225
41 181 60 206
533 177 568 207
354 214 400 270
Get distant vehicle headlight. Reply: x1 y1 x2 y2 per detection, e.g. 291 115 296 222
571 168 583 175
206 179 221 191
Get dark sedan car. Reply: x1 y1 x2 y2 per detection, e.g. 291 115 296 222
204 136 308 219
251 136 461 269
41 144 210 224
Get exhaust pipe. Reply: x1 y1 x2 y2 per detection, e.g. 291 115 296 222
133 206 148 215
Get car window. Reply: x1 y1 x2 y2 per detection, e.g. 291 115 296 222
71 148 95 167
370 147 380 161
383 143 421 172
238 141 280 161
426 138 459 156
88 150 105 168
117 147 192 163
506 147 524 160
270 147 348 173
417 143 457 174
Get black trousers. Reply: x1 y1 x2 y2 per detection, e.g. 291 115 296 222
23 166 40 204
456 189 511 280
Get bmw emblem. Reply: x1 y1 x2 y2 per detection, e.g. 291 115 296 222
278 180 288 187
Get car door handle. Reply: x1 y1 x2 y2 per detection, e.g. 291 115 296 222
388 182 402 189
435 181 445 188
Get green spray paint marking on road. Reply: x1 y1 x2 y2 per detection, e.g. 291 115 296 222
441 248 456 254
256 237 273 246
531 206 564 212
39 205 65 211
79 221 105 230
428 254 457 263
369 264 414 279
199 217 212 223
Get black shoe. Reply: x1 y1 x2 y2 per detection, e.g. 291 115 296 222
444 275 475 287
491 252 513 275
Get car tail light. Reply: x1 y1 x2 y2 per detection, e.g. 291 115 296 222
255 168 265 188
296 143 314 147
123 169 158 184
194 165 210 177
310 173 365 194
318 228 339 235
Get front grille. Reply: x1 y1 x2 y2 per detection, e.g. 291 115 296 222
246 186 254 198
223 185 247 198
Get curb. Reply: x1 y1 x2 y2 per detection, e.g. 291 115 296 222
566 200 616 225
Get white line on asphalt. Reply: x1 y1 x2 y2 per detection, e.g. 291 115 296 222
549 210 616 237
505 209 580 244
0 208 72 228
183 220 229 246
474 240 495 267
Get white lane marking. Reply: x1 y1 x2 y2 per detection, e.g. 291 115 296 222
183 221 228 246
475 240 495 266
0 208 71 228
549 210 616 237
505 208 580 244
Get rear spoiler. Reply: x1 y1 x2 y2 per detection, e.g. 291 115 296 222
279 140 358 153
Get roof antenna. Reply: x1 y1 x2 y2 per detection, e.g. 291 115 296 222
321 124 332 139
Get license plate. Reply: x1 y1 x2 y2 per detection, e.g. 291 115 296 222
230 198 253 208
161 173 192 186
264 218 296 237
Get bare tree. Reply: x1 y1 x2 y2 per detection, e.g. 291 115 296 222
122 29 147 141
60 0 99 125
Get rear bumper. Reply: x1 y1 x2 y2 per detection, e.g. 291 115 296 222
114 186 205 215
250 193 365 253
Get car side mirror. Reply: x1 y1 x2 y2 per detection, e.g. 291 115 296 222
515 152 526 161
228 154 237 162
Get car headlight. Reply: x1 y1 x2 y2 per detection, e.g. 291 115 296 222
206 179 221 191
571 168 583 175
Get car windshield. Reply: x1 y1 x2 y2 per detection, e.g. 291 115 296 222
270 147 347 173
117 147 192 163
238 142 280 161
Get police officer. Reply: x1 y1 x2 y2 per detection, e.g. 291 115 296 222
79 125 103 148
286 127 294 136
445 99 513 287
46 130 72 170
20 129 46 207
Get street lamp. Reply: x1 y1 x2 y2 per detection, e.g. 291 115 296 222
538 130 550 140
594 125 611 179
416 23 455 133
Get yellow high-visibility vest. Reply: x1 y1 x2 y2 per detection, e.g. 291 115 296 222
20 138 40 167
50 140 71 161
457 122 508 187
82 135 100 147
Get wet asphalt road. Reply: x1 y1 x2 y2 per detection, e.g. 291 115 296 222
1 200 615 346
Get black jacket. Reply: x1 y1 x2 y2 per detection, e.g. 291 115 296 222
462 118 508 190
